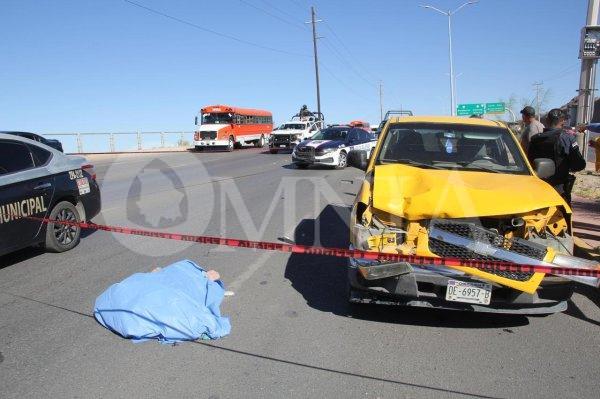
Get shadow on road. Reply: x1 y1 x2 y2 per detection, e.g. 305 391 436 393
284 204 530 328
0 229 97 270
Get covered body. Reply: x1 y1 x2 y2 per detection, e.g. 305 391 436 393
94 260 231 343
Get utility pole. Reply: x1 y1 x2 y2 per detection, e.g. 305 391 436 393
379 81 383 121
577 0 600 158
307 7 322 118
533 81 543 119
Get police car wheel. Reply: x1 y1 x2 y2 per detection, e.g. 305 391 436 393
336 151 348 169
45 201 81 253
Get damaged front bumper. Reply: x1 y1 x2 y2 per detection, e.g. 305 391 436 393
348 256 572 314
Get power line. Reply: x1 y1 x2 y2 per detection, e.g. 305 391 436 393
286 0 309 12
123 0 309 57
322 21 379 82
321 38 377 89
542 62 580 82
238 0 306 31
320 63 376 103
259 0 307 26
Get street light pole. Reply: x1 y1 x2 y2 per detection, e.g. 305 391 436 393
447 12 455 116
421 1 478 116
379 81 384 121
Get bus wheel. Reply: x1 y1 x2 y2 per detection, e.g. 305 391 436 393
255 134 265 148
227 136 234 152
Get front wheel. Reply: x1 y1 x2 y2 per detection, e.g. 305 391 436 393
45 201 82 253
336 151 347 169
255 134 265 148
227 136 234 152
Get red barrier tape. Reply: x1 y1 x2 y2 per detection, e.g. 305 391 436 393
30 217 600 277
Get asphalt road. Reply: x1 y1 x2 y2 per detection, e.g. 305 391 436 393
1 148 599 399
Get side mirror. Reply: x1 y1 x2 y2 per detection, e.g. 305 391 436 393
348 150 368 171
533 158 555 179
194 116 198 125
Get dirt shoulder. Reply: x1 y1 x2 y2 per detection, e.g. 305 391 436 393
573 168 600 200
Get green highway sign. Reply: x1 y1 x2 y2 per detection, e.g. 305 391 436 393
457 103 484 116
485 102 506 114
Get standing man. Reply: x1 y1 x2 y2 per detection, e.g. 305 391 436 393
519 106 545 151
528 109 587 204
576 123 600 172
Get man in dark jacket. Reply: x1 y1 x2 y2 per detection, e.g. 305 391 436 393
528 108 587 204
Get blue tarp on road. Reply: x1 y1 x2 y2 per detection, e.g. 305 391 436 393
94 259 231 344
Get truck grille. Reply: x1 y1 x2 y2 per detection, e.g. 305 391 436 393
428 238 534 281
431 221 547 260
273 135 293 145
200 131 217 140
428 220 548 282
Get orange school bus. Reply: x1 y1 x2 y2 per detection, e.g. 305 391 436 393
193 105 273 151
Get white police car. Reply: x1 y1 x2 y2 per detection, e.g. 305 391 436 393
0 133 101 256
291 126 376 169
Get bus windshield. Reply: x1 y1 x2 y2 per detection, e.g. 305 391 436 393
202 113 233 125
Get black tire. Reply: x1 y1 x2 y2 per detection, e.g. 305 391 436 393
194 146 204 152
336 151 348 169
255 134 265 148
269 148 278 154
296 163 309 169
45 201 81 253
227 136 234 152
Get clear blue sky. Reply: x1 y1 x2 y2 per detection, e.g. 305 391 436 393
0 0 592 132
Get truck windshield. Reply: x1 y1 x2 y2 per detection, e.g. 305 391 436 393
202 113 233 124
279 124 306 130
377 123 530 175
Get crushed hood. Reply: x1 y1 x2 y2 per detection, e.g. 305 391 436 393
372 164 569 219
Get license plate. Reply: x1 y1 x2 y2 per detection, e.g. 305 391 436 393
280 145 287 148
76 177 90 195
445 279 492 305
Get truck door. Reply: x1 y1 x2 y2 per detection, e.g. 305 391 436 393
0 139 54 254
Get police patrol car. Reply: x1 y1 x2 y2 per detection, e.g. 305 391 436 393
291 126 376 169
0 133 101 256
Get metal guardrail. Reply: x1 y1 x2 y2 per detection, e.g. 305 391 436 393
43 131 194 153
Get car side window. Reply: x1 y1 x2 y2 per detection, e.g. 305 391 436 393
0 140 35 175
28 144 52 166
347 130 359 142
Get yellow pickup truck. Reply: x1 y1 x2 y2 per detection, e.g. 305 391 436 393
348 116 598 314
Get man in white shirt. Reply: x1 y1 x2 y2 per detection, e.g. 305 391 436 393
520 106 545 151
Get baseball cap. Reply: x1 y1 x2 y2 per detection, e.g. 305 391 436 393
520 106 536 117
546 108 566 125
